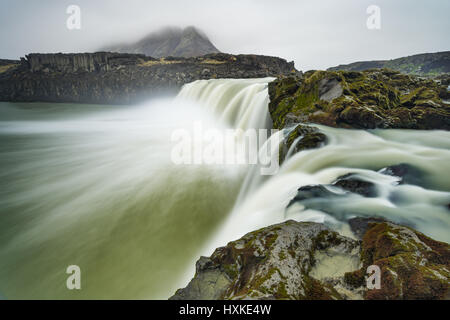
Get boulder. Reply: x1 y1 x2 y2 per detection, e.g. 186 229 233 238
280 124 327 163
172 219 450 300
378 163 425 187
333 174 377 197
170 220 361 300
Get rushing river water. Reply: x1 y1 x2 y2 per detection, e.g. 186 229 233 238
0 78 449 299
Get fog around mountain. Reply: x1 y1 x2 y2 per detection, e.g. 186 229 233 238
0 0 449 70
101 26 220 58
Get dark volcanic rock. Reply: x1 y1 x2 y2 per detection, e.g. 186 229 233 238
287 185 343 208
333 174 377 197
288 174 377 209
0 52 296 105
378 163 424 187
280 124 327 163
348 217 387 239
268 69 450 130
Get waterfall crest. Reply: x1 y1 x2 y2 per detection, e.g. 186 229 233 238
176 78 274 130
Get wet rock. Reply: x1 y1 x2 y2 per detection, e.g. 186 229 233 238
288 174 377 209
333 174 377 197
287 185 344 208
378 163 424 187
280 124 327 163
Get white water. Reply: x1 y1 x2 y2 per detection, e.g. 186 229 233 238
207 126 450 258
0 78 449 300
177 78 273 130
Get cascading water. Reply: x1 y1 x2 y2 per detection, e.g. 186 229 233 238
177 77 274 130
0 78 448 300
207 125 450 257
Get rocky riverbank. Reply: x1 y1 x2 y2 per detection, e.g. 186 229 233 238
0 52 297 104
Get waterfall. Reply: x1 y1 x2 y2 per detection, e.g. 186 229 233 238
173 79 450 258
0 78 449 300
176 78 274 130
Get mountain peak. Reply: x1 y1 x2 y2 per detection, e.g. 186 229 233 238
102 26 220 58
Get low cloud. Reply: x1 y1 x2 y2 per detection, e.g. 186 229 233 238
0 0 448 70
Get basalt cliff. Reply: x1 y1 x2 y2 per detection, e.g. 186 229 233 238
0 52 297 104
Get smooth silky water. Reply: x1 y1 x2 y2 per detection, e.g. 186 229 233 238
0 78 449 299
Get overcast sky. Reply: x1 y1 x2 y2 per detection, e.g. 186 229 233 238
0 0 449 70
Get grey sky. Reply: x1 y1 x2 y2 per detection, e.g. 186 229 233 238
0 0 449 70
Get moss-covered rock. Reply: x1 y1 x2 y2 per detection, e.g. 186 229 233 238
279 124 327 163
268 69 450 130
170 221 360 300
356 221 450 300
